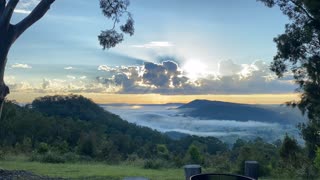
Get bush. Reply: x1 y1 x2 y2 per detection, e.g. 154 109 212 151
0 150 4 160
62 152 80 162
37 142 49 154
144 159 162 169
143 159 172 169
40 152 65 163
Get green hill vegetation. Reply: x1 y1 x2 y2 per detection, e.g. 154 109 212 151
0 95 319 179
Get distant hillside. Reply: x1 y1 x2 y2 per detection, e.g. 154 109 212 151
0 95 229 162
178 100 305 124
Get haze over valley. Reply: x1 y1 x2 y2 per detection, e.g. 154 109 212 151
103 100 306 145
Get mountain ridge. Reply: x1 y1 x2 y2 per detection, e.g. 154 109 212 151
178 99 305 124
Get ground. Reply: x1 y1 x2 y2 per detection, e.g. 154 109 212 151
0 159 183 180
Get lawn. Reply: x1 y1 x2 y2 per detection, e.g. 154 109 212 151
0 158 184 180
0 156 296 180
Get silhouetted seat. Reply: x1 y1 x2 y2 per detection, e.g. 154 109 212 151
190 173 255 180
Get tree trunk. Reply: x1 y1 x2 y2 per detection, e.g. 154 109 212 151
0 0 56 120
0 26 14 119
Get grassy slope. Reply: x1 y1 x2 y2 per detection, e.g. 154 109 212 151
0 159 183 180
0 159 291 180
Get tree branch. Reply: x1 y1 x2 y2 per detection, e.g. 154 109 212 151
289 0 316 22
0 0 19 28
14 0 55 39
0 0 6 16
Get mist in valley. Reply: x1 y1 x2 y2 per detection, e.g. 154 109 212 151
102 104 302 145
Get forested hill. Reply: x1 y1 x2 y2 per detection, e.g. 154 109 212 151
178 99 305 124
0 95 227 164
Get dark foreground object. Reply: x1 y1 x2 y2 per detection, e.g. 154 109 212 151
190 173 256 180
244 161 259 180
184 164 202 180
0 169 63 180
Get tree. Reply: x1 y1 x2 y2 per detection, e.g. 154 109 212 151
187 144 203 164
279 134 302 168
257 0 320 158
0 0 134 117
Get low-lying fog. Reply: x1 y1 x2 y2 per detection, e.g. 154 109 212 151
102 104 302 145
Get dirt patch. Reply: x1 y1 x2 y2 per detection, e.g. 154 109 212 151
0 169 64 180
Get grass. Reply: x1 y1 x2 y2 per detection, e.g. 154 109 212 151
0 155 302 180
0 157 184 180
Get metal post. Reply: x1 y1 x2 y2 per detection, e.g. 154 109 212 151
184 164 201 180
244 161 259 180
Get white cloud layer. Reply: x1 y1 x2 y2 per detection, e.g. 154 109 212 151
5 60 297 95
11 63 32 69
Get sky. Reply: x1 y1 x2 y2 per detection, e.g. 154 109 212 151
5 0 299 104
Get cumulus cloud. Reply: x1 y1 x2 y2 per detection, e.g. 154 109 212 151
218 60 242 76
96 59 296 95
98 65 115 72
14 0 40 14
132 41 174 48
5 59 297 95
11 63 32 69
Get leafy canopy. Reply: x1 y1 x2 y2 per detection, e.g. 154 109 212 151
99 0 135 49
257 0 320 157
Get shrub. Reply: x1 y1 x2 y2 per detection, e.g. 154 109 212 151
143 159 161 169
143 159 172 169
40 152 65 163
62 152 80 162
0 150 4 160
37 142 49 154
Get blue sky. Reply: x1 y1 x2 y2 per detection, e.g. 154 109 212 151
5 0 298 103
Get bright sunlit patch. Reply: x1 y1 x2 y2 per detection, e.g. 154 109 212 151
182 60 207 80
130 105 143 109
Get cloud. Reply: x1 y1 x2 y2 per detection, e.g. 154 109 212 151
218 60 242 76
11 63 32 69
96 59 297 95
80 76 87 80
14 9 31 14
98 65 115 72
67 75 76 80
132 41 174 48
64 66 74 70
4 59 297 95
14 0 40 14
142 61 186 88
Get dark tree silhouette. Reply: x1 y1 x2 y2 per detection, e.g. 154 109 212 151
0 0 134 117
258 0 320 157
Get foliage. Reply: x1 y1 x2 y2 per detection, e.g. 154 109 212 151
0 160 183 180
99 0 135 49
0 95 227 167
1 95 317 178
37 143 49 154
279 134 302 168
314 147 320 170
187 144 203 165
257 0 320 158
